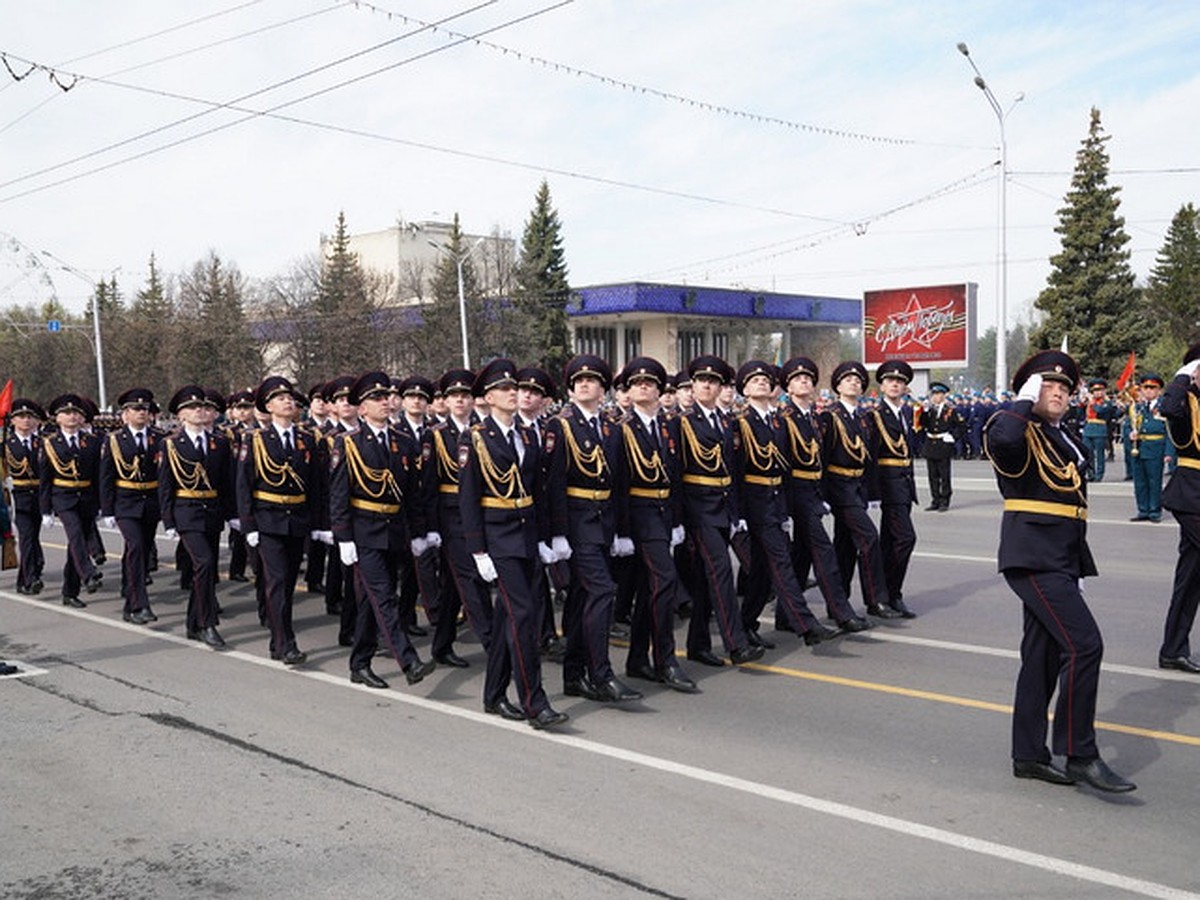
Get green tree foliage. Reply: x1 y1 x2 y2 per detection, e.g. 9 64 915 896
311 211 381 378
177 251 261 391
510 180 572 380
106 256 181 400
421 212 483 375
1030 108 1149 379
1146 202 1200 349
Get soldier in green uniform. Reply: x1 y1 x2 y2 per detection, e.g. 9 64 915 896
1081 378 1115 482
1129 373 1167 522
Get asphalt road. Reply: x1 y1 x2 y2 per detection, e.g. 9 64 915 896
2 460 1199 899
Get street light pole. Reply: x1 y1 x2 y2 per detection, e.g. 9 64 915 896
428 238 484 370
958 42 1022 392
40 250 112 409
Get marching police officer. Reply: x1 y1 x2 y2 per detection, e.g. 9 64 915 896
6 399 45 595
868 360 918 618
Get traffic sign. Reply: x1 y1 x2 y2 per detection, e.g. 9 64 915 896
47 319 61 333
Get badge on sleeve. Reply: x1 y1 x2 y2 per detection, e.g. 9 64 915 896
544 429 557 455
458 443 471 469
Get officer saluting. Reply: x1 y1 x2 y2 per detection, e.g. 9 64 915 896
985 350 1135 792
6 398 46 595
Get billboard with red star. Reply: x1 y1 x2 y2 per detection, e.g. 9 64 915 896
862 283 975 368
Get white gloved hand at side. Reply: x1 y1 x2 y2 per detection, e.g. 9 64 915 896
339 541 358 566
473 552 498 583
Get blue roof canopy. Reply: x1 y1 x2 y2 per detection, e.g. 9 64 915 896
566 282 860 325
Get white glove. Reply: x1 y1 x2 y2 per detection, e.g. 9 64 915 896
410 536 428 557
1176 359 1200 378
781 517 794 539
538 541 557 565
425 531 441 549
339 541 358 566
670 525 685 548
474 552 498 582
731 519 748 535
164 527 178 540
246 531 260 548
310 530 334 546
941 432 956 443
1017 372 1043 403
821 502 832 516
551 535 572 561
611 536 635 557
227 518 241 532
101 516 117 529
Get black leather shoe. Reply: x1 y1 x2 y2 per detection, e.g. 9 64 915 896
62 596 87 608
434 651 470 669
541 637 566 662
130 609 155 626
92 553 107 566
0 661 18 676
803 623 839 646
338 636 354 648
229 573 250 583
1065 757 1136 793
281 648 307 666
563 678 585 696
889 599 917 619
1159 655 1200 674
187 629 202 641
1013 759 1075 785
200 626 226 649
351 667 389 689
404 658 437 685
775 618 795 634
83 572 103 594
405 623 428 638
16 584 31 595
924 504 940 512
838 617 871 634
1129 515 1149 522
867 604 902 620
31 578 44 594
687 649 725 668
141 607 158 622
529 707 569 730
591 676 643 703
484 697 526 721
660 665 699 694
747 630 776 650
729 645 765 665
625 662 659 682
609 620 631 639
309 583 326 594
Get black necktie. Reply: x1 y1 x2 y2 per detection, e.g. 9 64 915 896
196 435 206 457
69 435 77 450
710 412 722 435
283 430 293 454
377 431 390 459
588 416 601 441
507 428 520 463
136 432 145 453
646 418 660 451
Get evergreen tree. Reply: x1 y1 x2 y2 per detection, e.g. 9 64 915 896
1146 202 1200 346
423 213 483 374
511 180 572 379
112 254 177 398
312 211 381 378
178 251 261 390
1030 108 1148 378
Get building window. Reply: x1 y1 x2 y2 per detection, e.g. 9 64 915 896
677 329 705 365
624 327 641 361
574 326 615 364
713 332 728 360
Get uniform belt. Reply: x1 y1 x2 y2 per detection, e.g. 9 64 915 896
10 478 39 488
790 469 821 480
682 474 731 487
116 479 158 490
1086 418 1103 424
438 484 460 494
481 495 534 510
252 490 306 505
876 458 911 468
629 487 671 500
53 478 92 489
176 489 218 499
825 465 863 478
743 475 781 487
566 487 611 501
351 497 401 515
1140 434 1165 440
1003 499 1087 520
1177 457 1200 471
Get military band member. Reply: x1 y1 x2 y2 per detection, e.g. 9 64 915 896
734 360 838 646
237 376 330 665
328 371 436 690
158 386 235 648
679 355 765 667
458 359 568 728
1081 378 1115 482
820 362 900 620
916 382 961 510
40 394 104 607
617 356 697 693
100 388 162 624
1128 373 1167 522
1158 348 1200 674
545 354 641 703
867 360 918 618
777 358 868 633
985 350 1135 792
6 399 46 595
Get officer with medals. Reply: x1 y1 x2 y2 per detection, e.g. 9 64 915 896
819 362 899 620
867 360 919 618
1157 346 1200 674
99 388 162 624
544 354 641 704
733 360 838 647
458 359 568 728
617 356 698 693
678 355 765 667
328 371 436 690
40 394 104 606
237 376 331 665
985 350 1135 792
159 385 236 648
1128 372 1168 522
6 398 46 595
776 358 869 633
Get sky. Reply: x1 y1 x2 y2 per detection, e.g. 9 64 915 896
2 0 1199 341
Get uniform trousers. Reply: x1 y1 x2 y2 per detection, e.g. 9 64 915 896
878 502 916 606
1083 435 1107 481
258 532 305 655
563 541 618 684
831 504 889 609
56 506 98 598
116 515 157 614
1005 569 1103 762
1162 511 1200 660
741 524 821 636
227 527 248 579
179 528 219 631
306 537 327 592
926 456 953 507
436 531 495 656
13 499 43 589
627 539 679 674
788 500 857 625
350 545 418 673
1131 452 1165 519
490 555 546 716
685 523 749 655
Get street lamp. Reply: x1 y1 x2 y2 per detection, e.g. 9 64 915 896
957 42 1022 392
40 250 112 409
427 237 484 370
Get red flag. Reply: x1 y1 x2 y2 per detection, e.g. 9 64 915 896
0 379 12 422
1115 352 1137 391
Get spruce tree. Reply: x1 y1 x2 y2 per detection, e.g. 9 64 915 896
512 180 572 380
1146 202 1200 346
424 213 483 374
1031 107 1147 379
313 211 380 378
